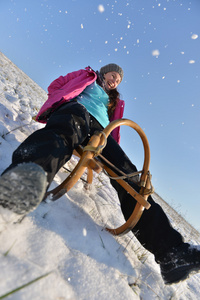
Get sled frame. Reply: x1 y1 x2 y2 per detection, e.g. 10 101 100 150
45 119 153 236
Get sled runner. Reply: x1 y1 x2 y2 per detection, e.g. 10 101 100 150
45 119 153 236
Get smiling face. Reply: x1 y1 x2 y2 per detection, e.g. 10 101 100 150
103 71 122 90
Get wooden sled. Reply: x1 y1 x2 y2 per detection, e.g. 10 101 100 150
45 119 153 236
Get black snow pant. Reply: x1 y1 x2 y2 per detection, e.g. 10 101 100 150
5 101 183 261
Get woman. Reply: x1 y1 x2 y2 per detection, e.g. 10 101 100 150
0 63 200 285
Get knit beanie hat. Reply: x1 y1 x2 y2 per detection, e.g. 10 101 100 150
100 63 124 81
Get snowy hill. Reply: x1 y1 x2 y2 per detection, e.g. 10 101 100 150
0 51 200 300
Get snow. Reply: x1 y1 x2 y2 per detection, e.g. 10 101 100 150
0 51 200 299
191 34 198 40
98 5 105 13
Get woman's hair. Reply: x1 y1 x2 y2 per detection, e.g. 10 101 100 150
107 89 120 119
96 71 120 119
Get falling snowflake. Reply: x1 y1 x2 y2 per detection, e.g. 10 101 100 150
152 49 160 57
191 34 198 40
189 60 195 64
98 5 105 13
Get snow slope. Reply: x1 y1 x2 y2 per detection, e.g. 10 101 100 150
0 51 200 300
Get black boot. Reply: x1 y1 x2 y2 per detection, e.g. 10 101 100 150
0 163 47 229
158 243 200 284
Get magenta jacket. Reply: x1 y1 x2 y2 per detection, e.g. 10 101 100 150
36 66 125 144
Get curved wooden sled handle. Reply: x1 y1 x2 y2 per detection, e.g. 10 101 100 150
46 119 152 236
100 119 152 235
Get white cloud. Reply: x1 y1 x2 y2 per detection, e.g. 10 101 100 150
189 60 195 64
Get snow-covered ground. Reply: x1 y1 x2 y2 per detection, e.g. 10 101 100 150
0 51 200 299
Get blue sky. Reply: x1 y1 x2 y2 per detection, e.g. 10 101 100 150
0 0 200 230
